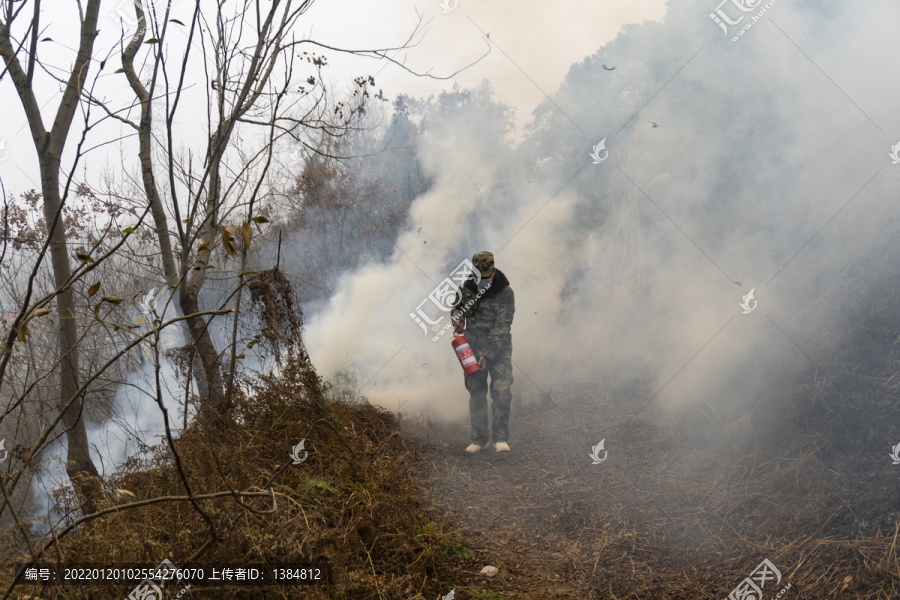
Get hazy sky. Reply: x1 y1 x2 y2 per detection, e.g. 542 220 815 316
299 0 668 122
0 0 666 192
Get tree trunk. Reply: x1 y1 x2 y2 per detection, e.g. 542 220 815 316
39 155 102 514
0 0 105 514
122 3 226 419
178 131 231 418
179 289 227 415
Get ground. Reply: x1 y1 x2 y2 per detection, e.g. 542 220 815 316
6 359 897 599
400 378 900 600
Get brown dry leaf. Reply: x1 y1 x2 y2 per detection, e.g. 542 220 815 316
222 227 236 257
241 222 252 249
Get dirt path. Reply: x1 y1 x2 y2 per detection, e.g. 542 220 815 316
400 381 641 600
398 373 900 600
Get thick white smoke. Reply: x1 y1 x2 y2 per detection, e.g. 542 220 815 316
305 0 900 430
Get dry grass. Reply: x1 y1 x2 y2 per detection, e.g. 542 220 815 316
403 377 900 600
0 349 485 599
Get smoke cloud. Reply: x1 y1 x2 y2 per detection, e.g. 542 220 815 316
304 0 900 439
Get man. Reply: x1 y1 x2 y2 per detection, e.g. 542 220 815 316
452 251 515 453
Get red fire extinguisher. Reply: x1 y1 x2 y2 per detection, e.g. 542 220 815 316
451 334 481 375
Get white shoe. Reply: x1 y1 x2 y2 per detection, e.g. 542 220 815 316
466 442 489 453
494 441 510 452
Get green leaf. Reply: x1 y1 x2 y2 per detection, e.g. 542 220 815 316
33 308 51 317
145 38 160 44
123 226 134 234
135 317 147 326
115 68 127 73
102 295 123 304
251 216 269 224
87 282 101 297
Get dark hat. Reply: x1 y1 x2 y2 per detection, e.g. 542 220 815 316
472 251 494 278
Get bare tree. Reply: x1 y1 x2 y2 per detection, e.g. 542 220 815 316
0 1 486 587
114 0 384 419
0 0 103 512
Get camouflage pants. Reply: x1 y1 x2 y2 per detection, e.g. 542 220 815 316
465 350 513 444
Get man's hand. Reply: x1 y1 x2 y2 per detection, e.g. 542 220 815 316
454 320 465 334
477 356 487 370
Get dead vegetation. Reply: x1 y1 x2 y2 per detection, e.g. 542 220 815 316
247 267 304 361
0 345 487 599
5 365 900 599
403 377 900 600
0 269 489 600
